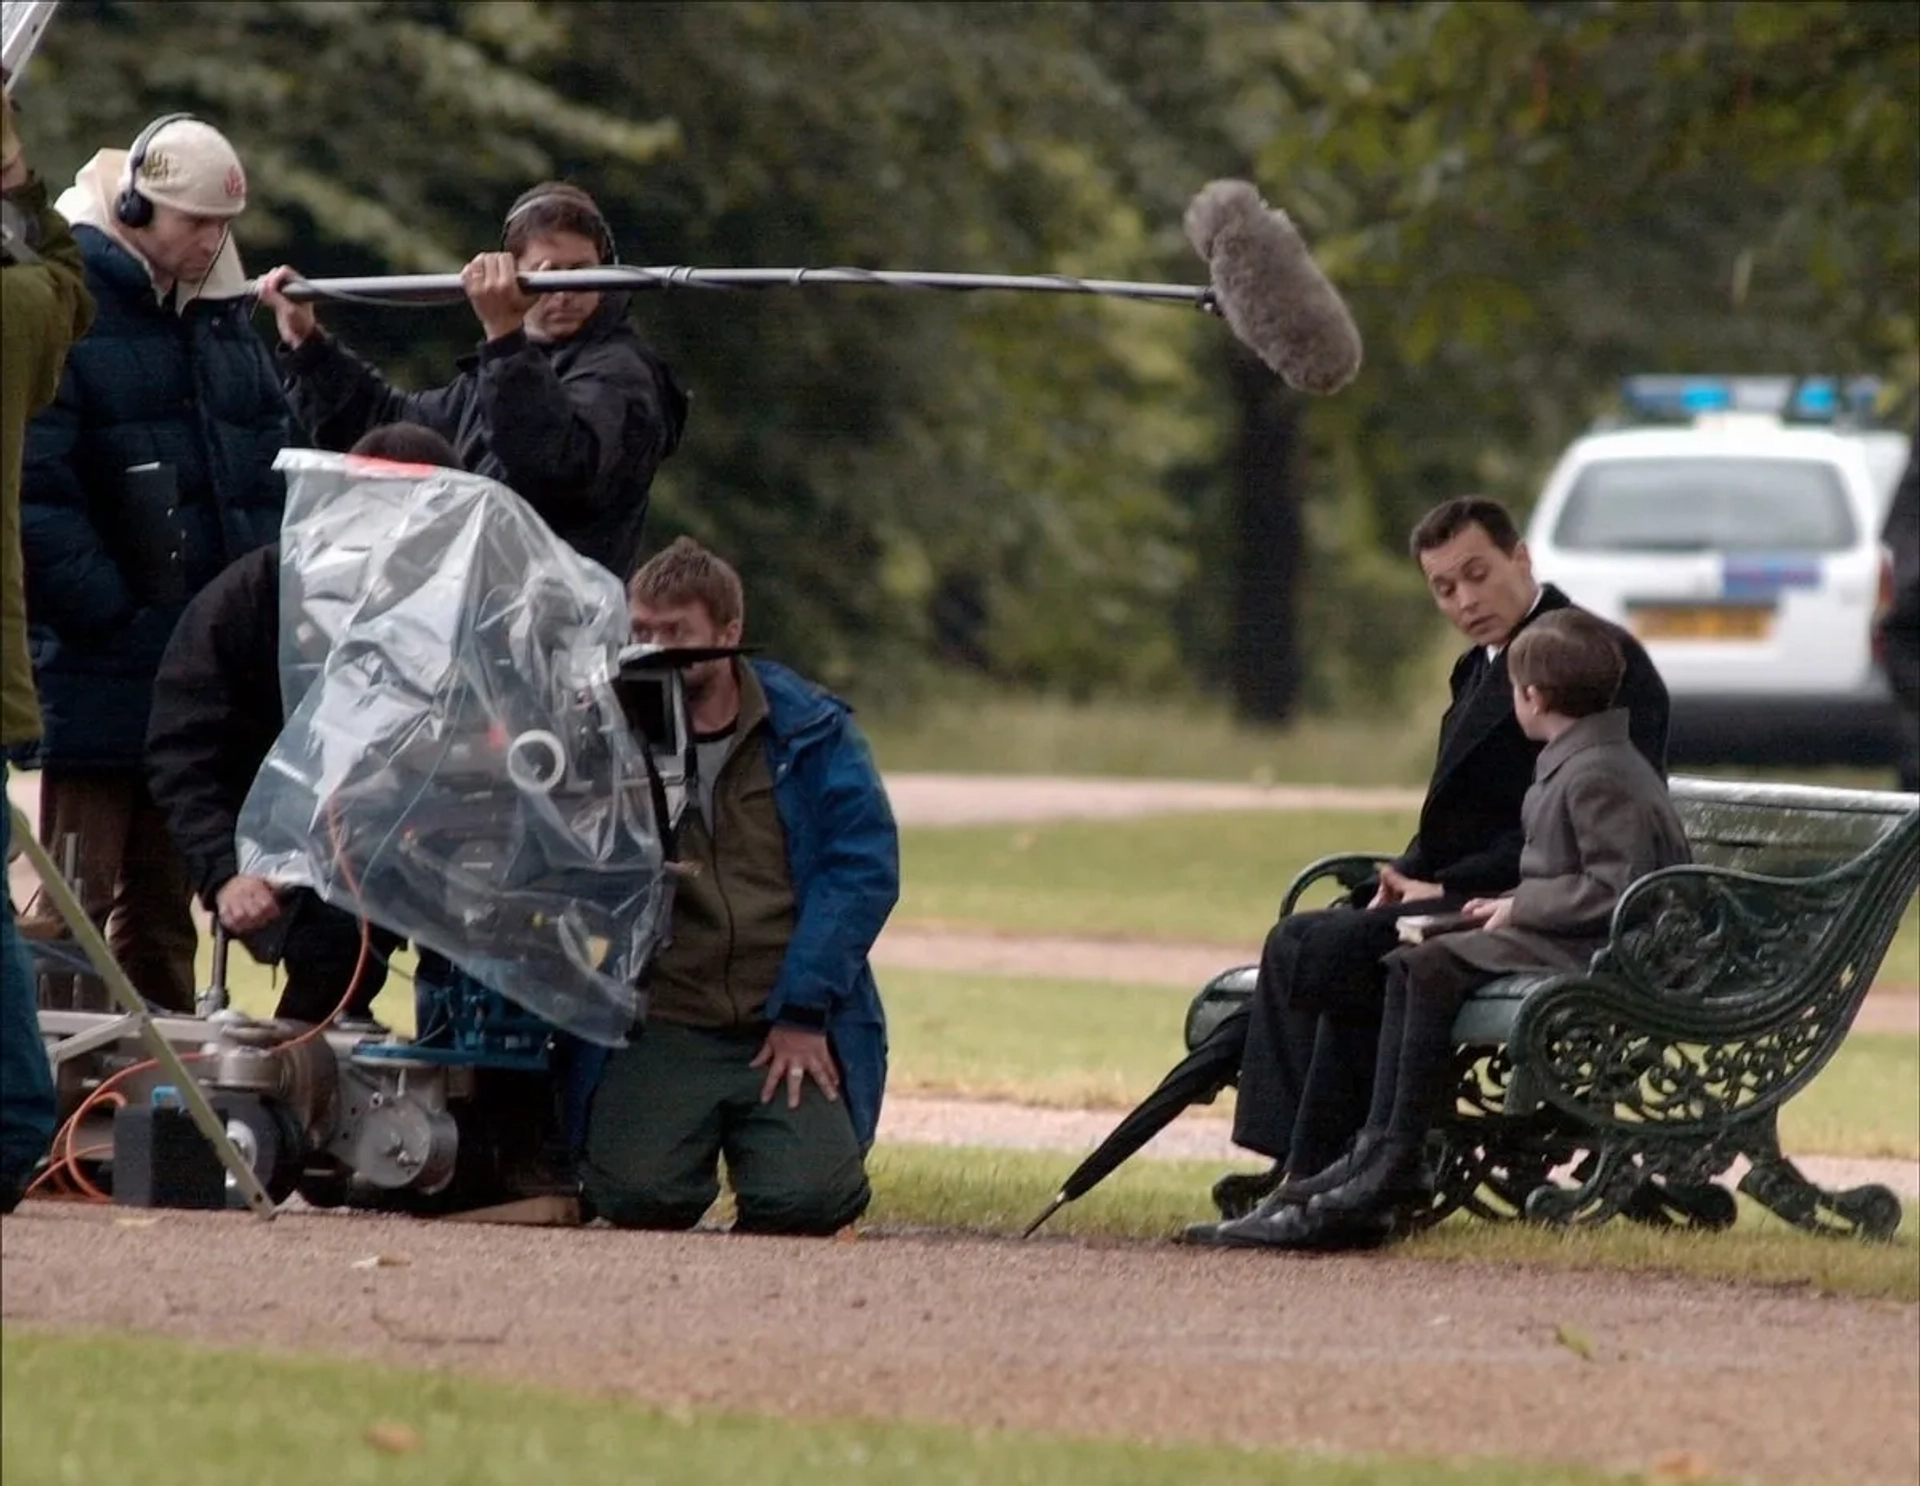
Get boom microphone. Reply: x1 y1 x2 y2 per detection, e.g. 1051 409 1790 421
1185 180 1363 396
261 178 1364 399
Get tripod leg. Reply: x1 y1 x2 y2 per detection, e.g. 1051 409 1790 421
11 805 275 1221
196 923 231 1017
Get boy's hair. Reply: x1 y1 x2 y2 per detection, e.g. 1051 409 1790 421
1409 496 1523 559
628 537 744 629
1507 608 1626 719
349 422 461 469
502 180 614 263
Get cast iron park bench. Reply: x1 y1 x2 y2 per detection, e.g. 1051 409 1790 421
1184 777 1920 1239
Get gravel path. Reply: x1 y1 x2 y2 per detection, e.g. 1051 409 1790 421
5 1203 1915 1485
882 771 1425 824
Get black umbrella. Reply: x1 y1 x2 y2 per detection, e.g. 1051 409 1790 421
1021 1006 1250 1238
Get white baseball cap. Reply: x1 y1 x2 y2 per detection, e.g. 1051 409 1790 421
125 118 248 219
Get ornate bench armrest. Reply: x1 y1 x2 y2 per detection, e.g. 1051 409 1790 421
1279 853 1396 918
1506 958 1850 1141
1508 828 1917 1138
1594 856 1891 1032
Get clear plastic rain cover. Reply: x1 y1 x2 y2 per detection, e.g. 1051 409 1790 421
236 449 666 1045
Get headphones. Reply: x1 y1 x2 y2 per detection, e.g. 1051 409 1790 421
501 190 620 266
115 111 199 229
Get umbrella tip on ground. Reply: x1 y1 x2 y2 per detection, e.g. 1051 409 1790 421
1020 1194 1068 1240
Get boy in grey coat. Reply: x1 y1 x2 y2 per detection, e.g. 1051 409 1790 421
1206 608 1689 1251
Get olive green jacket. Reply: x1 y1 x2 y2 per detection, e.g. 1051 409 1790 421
645 665 800 1029
1 176 94 745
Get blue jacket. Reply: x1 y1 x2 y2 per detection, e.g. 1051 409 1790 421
18 225 288 769
754 658 900 1149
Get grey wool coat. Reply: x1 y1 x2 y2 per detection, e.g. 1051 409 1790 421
1414 708 1690 976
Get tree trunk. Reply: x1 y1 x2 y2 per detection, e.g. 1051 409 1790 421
1227 346 1305 724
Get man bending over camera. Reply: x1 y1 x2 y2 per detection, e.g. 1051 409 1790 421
144 423 460 1025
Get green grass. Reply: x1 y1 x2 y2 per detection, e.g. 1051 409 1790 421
1781 1033 1920 1160
0 1329 1644 1486
866 1144 1920 1303
884 969 1222 1108
862 689 1446 788
898 809 1418 944
859 683 1915 796
896 809 1920 990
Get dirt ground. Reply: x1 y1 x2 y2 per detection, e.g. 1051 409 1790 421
5 1202 1917 1486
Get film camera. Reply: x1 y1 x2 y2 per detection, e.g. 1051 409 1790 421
34 644 731 1214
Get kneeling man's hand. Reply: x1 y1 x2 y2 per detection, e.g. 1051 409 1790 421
215 874 282 935
752 1025 841 1110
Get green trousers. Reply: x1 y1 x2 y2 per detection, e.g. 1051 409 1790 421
581 1020 871 1235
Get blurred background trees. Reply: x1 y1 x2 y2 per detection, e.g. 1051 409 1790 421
22 0 1918 718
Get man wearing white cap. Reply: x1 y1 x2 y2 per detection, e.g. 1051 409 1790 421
16 114 288 1012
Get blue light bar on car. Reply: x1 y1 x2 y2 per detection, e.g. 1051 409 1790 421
1620 375 1881 424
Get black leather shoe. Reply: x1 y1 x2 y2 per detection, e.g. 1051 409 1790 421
1203 1198 1397 1252
1312 1138 1434 1216
1267 1131 1388 1205
1210 1164 1282 1221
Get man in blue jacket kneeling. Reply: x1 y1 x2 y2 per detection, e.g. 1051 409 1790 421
582 539 899 1235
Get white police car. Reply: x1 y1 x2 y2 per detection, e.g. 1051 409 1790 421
1526 376 1908 766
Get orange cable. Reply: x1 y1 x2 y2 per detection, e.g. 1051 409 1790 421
38 796 384 1204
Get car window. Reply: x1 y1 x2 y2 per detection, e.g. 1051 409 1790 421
1551 458 1858 553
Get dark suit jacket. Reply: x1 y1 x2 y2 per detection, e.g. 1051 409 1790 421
1394 584 1670 899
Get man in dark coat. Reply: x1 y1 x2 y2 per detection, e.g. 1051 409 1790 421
257 182 688 580
19 116 288 1012
1209 496 1671 1221
1879 428 1919 793
144 424 459 1025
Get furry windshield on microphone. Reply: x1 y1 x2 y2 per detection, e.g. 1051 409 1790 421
1186 180 1363 395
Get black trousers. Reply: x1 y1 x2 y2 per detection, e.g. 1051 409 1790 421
1231 898 1466 1174
245 889 402 1024
1368 942 1503 1141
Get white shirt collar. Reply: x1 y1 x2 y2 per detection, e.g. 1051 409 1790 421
1486 585 1546 660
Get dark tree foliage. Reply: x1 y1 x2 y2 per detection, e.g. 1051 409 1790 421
20 0 1916 717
